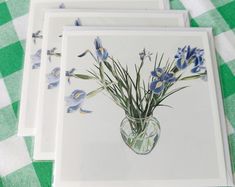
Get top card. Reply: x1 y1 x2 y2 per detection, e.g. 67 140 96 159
55 28 232 187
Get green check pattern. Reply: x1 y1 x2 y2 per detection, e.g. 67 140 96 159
0 0 234 186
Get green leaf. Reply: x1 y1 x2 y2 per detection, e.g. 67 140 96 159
158 86 188 104
78 50 89 57
181 74 202 81
73 74 95 80
87 87 104 98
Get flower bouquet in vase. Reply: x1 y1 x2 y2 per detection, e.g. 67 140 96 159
66 37 207 155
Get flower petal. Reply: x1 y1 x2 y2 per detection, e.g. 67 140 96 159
150 80 164 94
94 37 102 50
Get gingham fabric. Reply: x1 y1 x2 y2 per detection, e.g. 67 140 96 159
0 0 234 186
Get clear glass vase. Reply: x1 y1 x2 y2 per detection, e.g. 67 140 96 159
120 115 161 155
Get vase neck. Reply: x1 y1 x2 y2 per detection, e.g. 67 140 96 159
125 114 153 122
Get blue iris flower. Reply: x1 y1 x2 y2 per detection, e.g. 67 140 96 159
31 49 42 69
59 3 65 9
65 68 76 84
94 37 109 61
150 68 176 94
175 46 196 70
191 49 205 73
47 67 60 89
65 89 92 113
74 18 81 26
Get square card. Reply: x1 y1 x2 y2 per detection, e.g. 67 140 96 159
18 0 170 136
54 27 233 187
33 9 189 160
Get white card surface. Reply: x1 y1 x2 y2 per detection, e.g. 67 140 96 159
33 10 189 160
18 0 170 136
54 28 233 187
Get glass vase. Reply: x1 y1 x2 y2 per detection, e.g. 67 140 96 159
120 115 161 155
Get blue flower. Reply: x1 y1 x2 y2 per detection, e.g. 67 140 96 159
139 48 152 61
74 18 81 26
151 67 164 78
65 68 76 84
150 68 176 94
32 31 42 44
175 46 196 70
94 37 108 61
191 49 205 73
59 3 65 9
150 80 164 94
47 67 60 89
31 49 42 69
65 89 92 113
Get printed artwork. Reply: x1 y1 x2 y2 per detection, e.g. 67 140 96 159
64 37 207 155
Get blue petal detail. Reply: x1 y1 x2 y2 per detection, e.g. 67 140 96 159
150 80 164 94
94 37 108 61
65 89 92 113
47 67 60 89
75 18 81 26
31 49 42 69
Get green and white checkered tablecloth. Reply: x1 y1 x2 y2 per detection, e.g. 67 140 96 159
0 0 234 186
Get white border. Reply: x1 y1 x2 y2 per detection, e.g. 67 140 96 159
54 27 233 187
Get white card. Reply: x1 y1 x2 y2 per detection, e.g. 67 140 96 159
54 28 233 187
18 0 170 136
33 10 189 160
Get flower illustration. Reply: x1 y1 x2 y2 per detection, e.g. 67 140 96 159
75 39 210 155
191 49 205 73
59 3 65 9
175 46 196 70
32 30 43 44
150 68 176 94
65 89 92 113
94 37 109 61
47 47 61 62
139 48 152 61
65 68 76 84
31 49 42 69
47 67 60 89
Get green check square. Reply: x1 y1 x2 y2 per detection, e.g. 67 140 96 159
211 0 233 7
20 39 26 51
4 70 22 103
24 137 34 159
170 0 185 10
11 101 19 117
0 178 3 187
0 22 19 48
33 162 53 187
227 59 235 75
217 1 235 29
193 9 230 35
228 134 235 170
224 94 235 128
0 2 12 26
0 41 23 77
216 52 226 66
0 105 18 141
2 164 41 187
219 64 235 98
190 19 199 27
6 0 29 19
